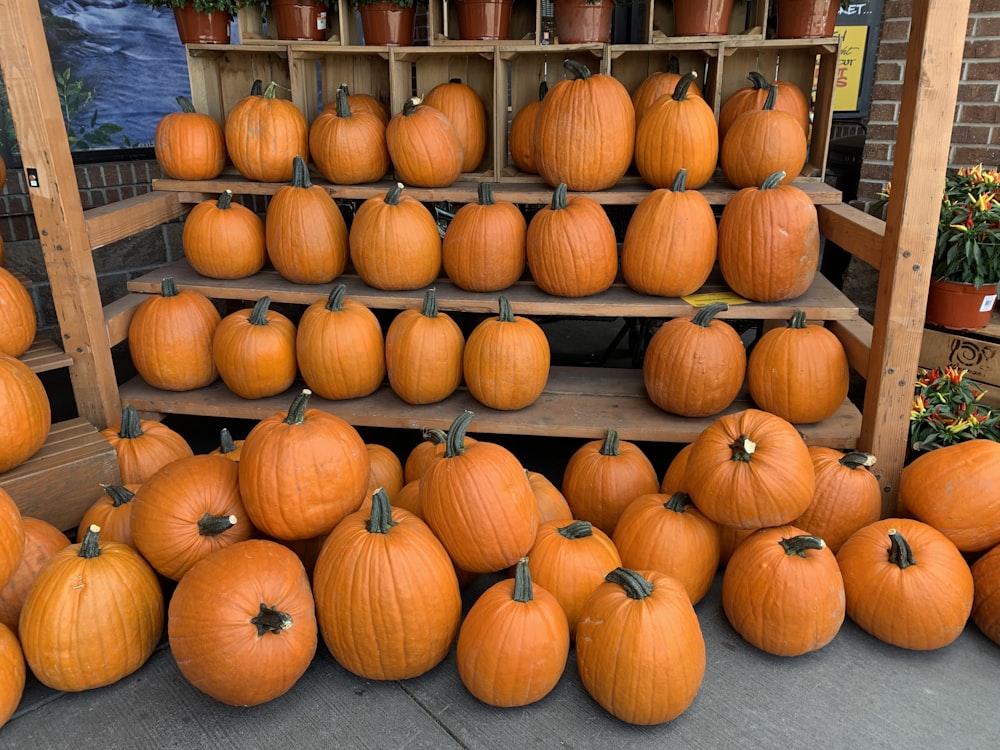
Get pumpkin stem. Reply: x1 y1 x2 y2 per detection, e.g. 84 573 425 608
262 81 280 100
840 451 877 469
218 427 238 455
512 557 534 603
324 284 348 313
176 95 198 113
787 310 808 329
338 83 351 96
385 182 405 206
497 296 516 323
420 287 440 318
251 603 293 636
79 524 102 558
550 183 569 211
198 513 238 537
729 435 757 462
477 181 495 206
216 189 235 210
671 168 688 193
598 429 621 457
557 520 595 539
402 97 421 116
422 427 448 445
290 155 312 188
284 389 313 426
762 82 778 111
443 410 475 459
691 302 729 327
538 80 548 100
667 55 681 74
664 492 693 513
160 277 179 298
747 71 771 90
562 59 592 80
250 79 263 96
605 567 654 600
778 534 826 558
761 171 786 190
366 487 398 535
117 405 145 440
672 71 699 101
248 296 273 326
102 484 135 508
887 528 916 570
335 86 352 118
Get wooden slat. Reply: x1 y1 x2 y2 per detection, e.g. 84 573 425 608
19 338 72 373
103 293 149 347
828 317 873 378
84 191 189 251
118 370 862 449
126 260 860 321
818 203 886 270
0 418 120 532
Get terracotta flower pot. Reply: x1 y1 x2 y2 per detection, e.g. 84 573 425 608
359 2 415 46
171 4 230 44
272 0 328 41
553 0 614 44
672 0 736 36
925 278 999 331
456 0 513 40
775 0 840 39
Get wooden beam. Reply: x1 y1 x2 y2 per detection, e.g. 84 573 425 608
0 0 122 428
85 191 189 251
818 203 885 271
858 0 969 516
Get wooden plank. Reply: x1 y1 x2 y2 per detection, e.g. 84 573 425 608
84 191 189 251
0 418 120 532
858 0 969 516
19 338 72 374
818 203 885 270
118 371 862 448
103 293 149 347
828 317 873 378
126 260 860 321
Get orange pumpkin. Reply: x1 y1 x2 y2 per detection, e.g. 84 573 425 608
527 469 574 525
631 56 703 125
310 86 389 185
210 427 244 462
393 479 422 518
0 265 37 358
0 621 24 728
182 190 266 279
403 428 447 483
224 79 309 183
154 95 226 181
385 97 463 188
718 71 810 143
212 296 298 400
0 354 50 474
99 404 193 484
323 83 388 125
365 443 404 502
0 489 25 596
660 442 693 494
971 543 1000 646
0 516 69 637
77 484 140 550
422 78 487 173
508 80 546 174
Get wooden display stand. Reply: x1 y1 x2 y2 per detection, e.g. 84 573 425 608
0 0 970 526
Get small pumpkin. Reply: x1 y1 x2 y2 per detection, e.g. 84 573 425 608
365 443 404 502
385 97 463 188
0 516 69 637
508 80 547 174
309 86 389 185
527 469 574 525
403 428 478 484
0 265 37 358
971 543 1000 647
181 190 266 280
422 78 488 174
324 83 388 125
660 442 693 495
0 622 25 729
77 483 140 550
212 296 298 400
154 95 226 181
224 79 309 183
99 404 193 484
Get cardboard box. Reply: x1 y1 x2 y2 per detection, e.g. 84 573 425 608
919 314 1000 408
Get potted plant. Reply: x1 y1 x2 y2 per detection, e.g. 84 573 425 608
553 0 632 44
266 0 334 41
349 0 427 46
144 0 255 44
454 0 514 41
909 366 1000 454
775 0 866 40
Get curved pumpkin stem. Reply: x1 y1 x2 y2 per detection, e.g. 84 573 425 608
420 287 440 318
118 404 145 440
497 296 516 323
664 492 693 513
262 80 280 100
216 189 235 210
671 71 699 101
176 95 198 113
747 70 771 90
605 567 654 600
79 524 102 558
691 302 729 327
366 487 398 535
562 59 592 80
218 427 238 455
477 181 495 206
335 86 352 118
887 529 916 570
324 284 348 313
402 97 421 116
760 171 786 190
787 309 808 329
728 435 757 463
385 182 405 206
671 169 688 193
102 484 135 507
512 557 534 603
248 296 274 326
443 410 475 459
538 80 548 101
422 427 448 445
198 512 238 537
160 277 179 298
762 82 778 112
667 55 681 74
250 79 263 96
284 389 313 426
550 183 569 211
290 155 312 188
778 534 826 558
251 602 293 636
841 451 877 469
557 520 595 539
598 429 621 457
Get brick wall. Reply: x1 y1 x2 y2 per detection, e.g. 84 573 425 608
856 0 1000 206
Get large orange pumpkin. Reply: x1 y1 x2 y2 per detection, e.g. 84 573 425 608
527 469 574 525
0 516 69 637
99 404 193 484
0 354 50 474
212 296 298 400
0 265 37 358
971 543 1000 646
0 488 25 593
323 83 388 124
309 86 389 185
182 190 266 280
0 622 25 729
154 95 226 181
718 71 810 143
422 78 487 174
508 80 546 174
385 97 463 188
631 55 703 125
224 79 309 183
365 443 405 502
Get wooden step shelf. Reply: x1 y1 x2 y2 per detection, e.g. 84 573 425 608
20 338 73 373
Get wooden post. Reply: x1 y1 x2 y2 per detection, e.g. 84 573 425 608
858 0 969 515
0 0 122 428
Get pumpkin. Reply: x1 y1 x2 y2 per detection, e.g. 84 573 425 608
747 309 850 423
0 265 37 357
456 557 569 707
0 488 24 591
717 170 820 302
385 287 464 404
634 71 719 190
0 516 69 637
77 483 140 550
442 182 527 292
210 427 244 462
793 448 882 553
131 453 254 581
365 443 404 502
576 567 706 725
643 302 747 417
527 469 574 525
463 296 550 411
836 518 974 650
154 95 226 181
720 83 808 189
295 284 386 401
660 442 693 494
310 86 389 185
718 71 810 143
239 389 370 540
621 169 718 297
685 408 816 529
631 56 703 125
265 155 349 285
349 182 442 291
525 183 618 298
224 79 309 183
899 439 1000 552
526 520 621 639
422 78 488 173
534 59 635 191
719 525 757 567
168 538 317 706
0 353 50 475
722 525 846 656
613 492 721 605
181 190 266 279
385 97 463 188
100 404 193 484
508 80 547 174
404 428 448 483
324 83 389 125
18 524 164 692
0 622 24 729
127 277 221 391
419 410 539 573
212 296 298 400
393 479 422 518
561 429 660 537
313 488 462 680
971 543 1000 646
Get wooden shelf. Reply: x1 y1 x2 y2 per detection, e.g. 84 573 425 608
20 338 72 374
118 368 862 449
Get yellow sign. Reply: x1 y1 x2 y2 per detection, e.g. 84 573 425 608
833 25 869 112
681 292 751 307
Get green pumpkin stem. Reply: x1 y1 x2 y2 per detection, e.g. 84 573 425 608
444 410 475 459
557 520 595 539
402 97 420 116
250 79 263 96
251 603 293 636
841 451 877 469
538 80 548 100
335 86 352 118
778 534 826 558
290 155 311 188
763 82 778 111
672 71 699 101
385 182 405 205
787 309 808 329
563 59 592 80
366 488 398 535
262 80 280 100
671 168 688 192
248 296 273 326
102 484 135 507
422 427 448 445
550 183 569 211
605 567 654 600
497 296 516 323
729 434 757 462
176 95 198 113
325 284 347 312
218 427 238 455
79 524 102 558
284 389 313 426
761 171 786 190
598 429 621 457
691 302 729 327
512 557 534 603
198 512 238 537
667 55 681 74
664 492 693 513
118 405 145 440
216 189 235 210
160 277 179 298
420 288 440 318
887 529 916 570
747 71 771 90
477 181 495 206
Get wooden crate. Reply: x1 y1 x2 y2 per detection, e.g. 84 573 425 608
920 312 1000 408
646 0 768 44
428 0 536 44
236 2 357 45
288 43 392 124
606 44 719 107
185 44 293 126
